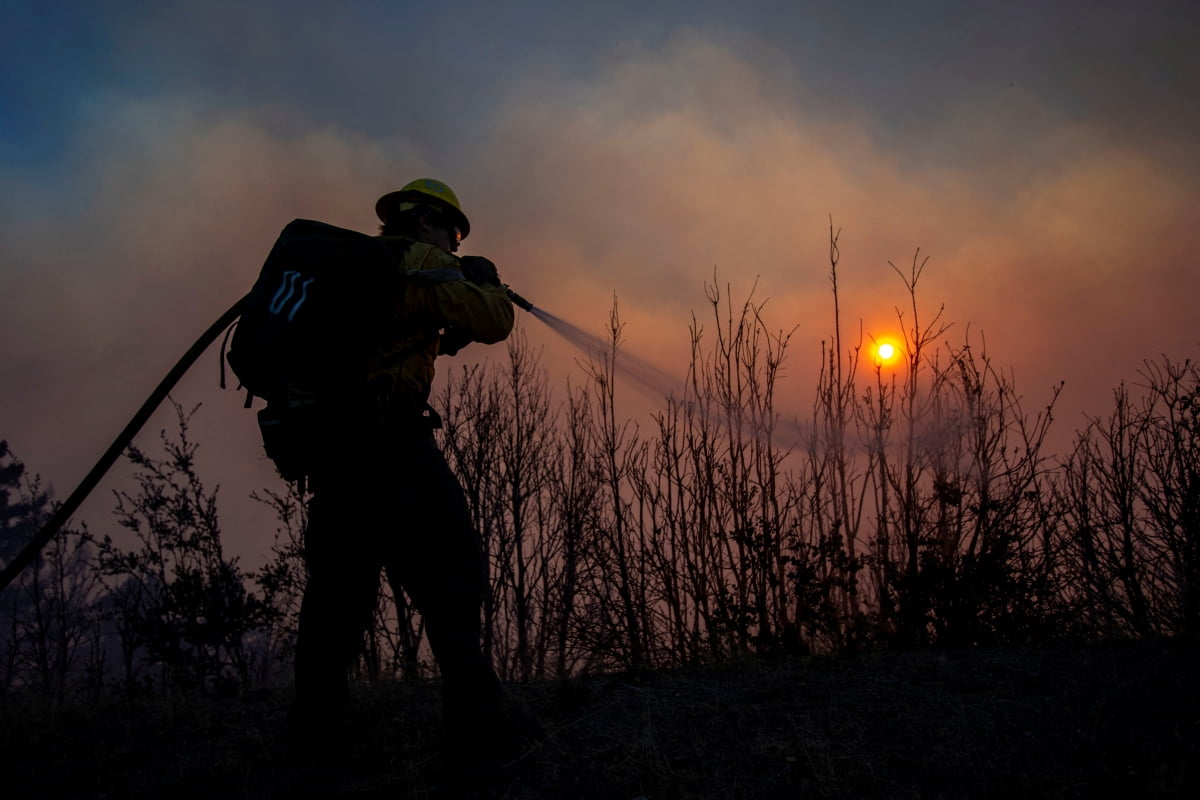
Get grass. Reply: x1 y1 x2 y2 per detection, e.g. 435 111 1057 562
2 639 1196 799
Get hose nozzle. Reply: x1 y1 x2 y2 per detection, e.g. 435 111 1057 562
506 287 535 312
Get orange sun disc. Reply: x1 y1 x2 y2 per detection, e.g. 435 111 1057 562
873 338 902 366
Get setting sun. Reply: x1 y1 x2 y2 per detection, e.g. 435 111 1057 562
872 337 903 367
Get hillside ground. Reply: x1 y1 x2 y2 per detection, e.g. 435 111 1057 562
2 639 1196 799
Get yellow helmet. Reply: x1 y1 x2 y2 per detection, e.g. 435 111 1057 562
375 178 470 239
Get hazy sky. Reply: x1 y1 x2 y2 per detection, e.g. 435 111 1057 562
3 1 1198 563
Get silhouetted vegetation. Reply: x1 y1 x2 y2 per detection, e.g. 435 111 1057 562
1 440 101 698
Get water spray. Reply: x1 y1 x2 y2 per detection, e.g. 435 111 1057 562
514 289 684 395
513 290 811 454
507 284 697 403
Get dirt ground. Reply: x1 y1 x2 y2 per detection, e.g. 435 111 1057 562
2 639 1196 799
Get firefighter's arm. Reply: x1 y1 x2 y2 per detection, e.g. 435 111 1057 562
397 243 514 346
432 281 515 345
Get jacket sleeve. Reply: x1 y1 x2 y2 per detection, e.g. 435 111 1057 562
428 281 514 344
398 243 515 344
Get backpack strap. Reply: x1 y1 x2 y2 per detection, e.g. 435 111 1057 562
217 317 256 407
218 318 239 390
403 267 466 284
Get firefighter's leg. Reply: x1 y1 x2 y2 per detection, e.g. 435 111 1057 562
289 484 383 753
389 438 501 747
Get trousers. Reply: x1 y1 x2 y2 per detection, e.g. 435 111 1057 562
289 425 500 746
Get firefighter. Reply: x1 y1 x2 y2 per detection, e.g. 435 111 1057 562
287 179 516 761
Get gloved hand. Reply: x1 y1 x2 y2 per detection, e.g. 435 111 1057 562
438 326 473 356
459 255 501 287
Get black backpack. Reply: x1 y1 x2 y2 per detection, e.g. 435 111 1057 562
225 219 412 483
226 219 411 402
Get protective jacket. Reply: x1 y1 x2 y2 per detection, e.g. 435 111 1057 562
365 238 514 407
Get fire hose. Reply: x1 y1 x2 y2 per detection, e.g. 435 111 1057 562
0 287 534 594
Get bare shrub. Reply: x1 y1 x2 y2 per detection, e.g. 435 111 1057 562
0 442 101 698
1057 357 1200 638
94 401 274 692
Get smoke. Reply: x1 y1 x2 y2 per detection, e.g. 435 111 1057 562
2 7 1198 567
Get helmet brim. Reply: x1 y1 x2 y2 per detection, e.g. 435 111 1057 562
375 190 471 239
